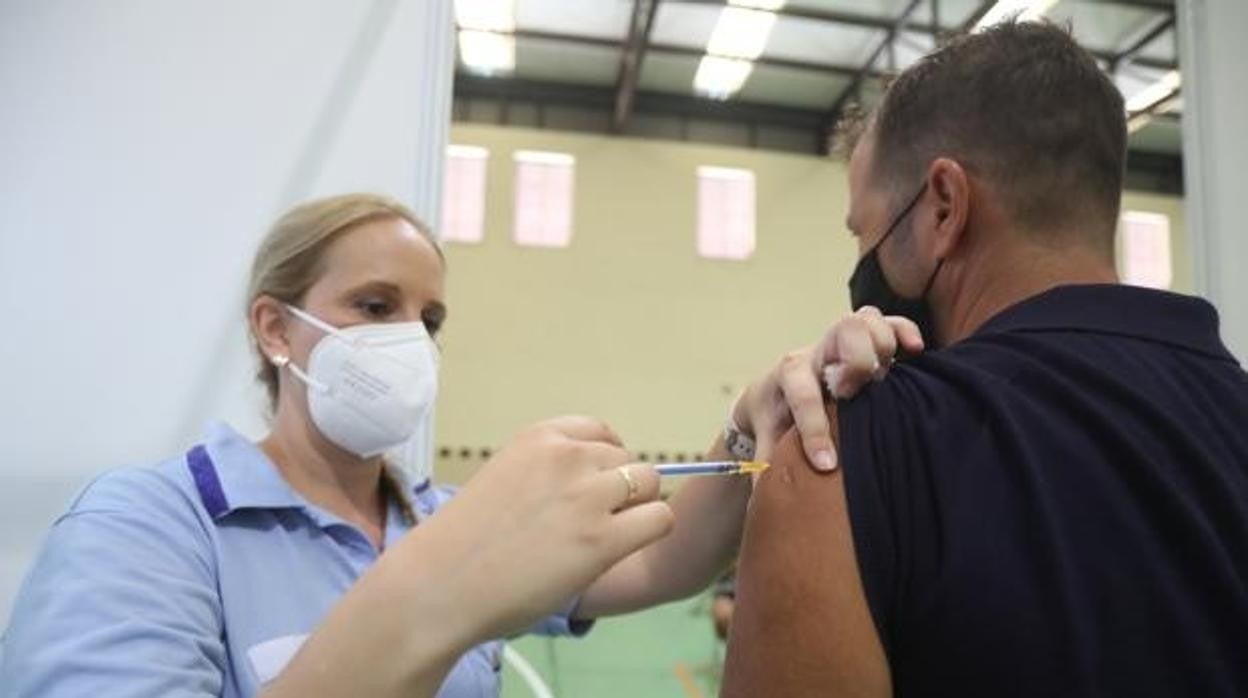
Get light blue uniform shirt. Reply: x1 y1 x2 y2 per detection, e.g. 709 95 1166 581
1 423 591 697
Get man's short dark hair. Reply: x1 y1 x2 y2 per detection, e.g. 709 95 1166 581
863 22 1127 247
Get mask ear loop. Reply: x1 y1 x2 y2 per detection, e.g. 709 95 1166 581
269 352 330 394
280 304 352 394
286 302 435 347
869 182 929 256
285 302 437 373
920 258 945 300
285 304 357 344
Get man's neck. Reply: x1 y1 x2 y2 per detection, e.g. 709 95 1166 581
939 238 1118 345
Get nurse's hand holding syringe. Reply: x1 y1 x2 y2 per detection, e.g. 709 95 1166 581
574 307 923 620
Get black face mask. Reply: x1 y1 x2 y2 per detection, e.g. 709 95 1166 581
847 184 945 349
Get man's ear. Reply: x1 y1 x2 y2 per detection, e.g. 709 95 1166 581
250 296 291 365
925 157 971 259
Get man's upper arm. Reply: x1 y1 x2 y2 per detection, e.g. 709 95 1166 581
721 405 891 698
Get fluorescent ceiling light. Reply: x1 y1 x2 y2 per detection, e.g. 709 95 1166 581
454 0 515 32
693 1 781 99
974 0 1061 31
1125 70 1182 113
458 30 515 76
694 56 755 99
1127 92 1182 134
514 150 575 166
707 7 779 60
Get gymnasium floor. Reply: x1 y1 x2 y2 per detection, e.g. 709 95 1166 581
502 594 724 698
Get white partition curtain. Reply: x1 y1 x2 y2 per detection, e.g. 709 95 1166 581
413 0 456 234
1178 0 1248 361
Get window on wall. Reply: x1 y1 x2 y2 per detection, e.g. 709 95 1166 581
1119 211 1172 289
697 166 756 261
513 150 575 248
442 145 489 244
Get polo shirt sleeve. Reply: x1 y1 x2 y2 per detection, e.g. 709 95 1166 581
527 597 595 637
0 467 226 697
836 363 962 660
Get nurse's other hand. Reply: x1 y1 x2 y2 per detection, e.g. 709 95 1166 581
430 416 673 640
733 306 923 471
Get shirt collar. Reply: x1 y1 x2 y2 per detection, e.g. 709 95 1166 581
972 284 1239 365
385 463 436 520
194 422 433 522
197 422 306 518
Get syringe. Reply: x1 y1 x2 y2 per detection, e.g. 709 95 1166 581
654 460 770 477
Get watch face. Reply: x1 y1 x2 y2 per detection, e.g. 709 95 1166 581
726 427 755 459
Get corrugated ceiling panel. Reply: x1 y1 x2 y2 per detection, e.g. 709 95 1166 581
515 37 620 86
766 14 884 66
650 2 723 50
1047 0 1168 53
1135 28 1177 63
737 64 849 108
516 0 633 41
637 51 701 94
787 0 915 18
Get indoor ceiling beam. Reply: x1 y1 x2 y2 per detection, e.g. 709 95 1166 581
667 0 1177 31
453 73 1182 194
454 73 828 130
666 0 935 35
613 0 661 132
511 28 878 81
958 0 998 33
823 0 925 136
1108 11 1175 72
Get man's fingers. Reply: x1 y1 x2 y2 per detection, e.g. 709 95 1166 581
829 318 879 397
860 313 899 375
885 316 925 354
753 431 776 465
779 360 838 472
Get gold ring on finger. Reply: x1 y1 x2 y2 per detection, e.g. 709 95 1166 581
616 466 639 504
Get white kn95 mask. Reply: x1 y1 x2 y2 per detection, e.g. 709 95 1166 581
277 304 439 459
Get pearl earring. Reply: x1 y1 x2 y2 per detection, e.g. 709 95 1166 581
271 354 289 368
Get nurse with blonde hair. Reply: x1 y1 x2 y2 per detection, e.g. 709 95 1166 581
1 193 911 697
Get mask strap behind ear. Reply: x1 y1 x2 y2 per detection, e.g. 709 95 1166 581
921 258 945 301
285 304 350 341
278 306 337 394
285 360 329 394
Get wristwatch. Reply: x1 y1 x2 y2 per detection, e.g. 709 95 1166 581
723 417 757 460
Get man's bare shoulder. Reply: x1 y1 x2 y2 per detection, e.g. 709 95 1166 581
721 405 891 698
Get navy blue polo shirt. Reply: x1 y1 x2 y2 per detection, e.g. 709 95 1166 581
838 284 1248 696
